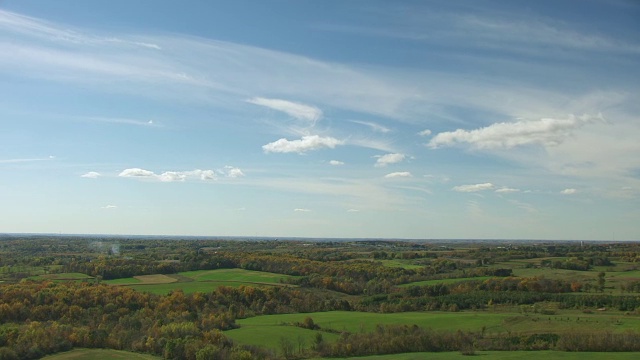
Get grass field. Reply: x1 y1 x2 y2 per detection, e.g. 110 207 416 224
226 323 340 351
179 268 293 283
30 273 94 281
42 348 160 359
377 259 424 270
399 276 494 287
109 268 295 295
229 310 640 342
311 351 640 360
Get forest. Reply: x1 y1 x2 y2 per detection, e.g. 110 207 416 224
0 235 639 359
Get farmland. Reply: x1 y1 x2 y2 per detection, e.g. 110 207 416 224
0 235 639 359
42 348 160 359
104 268 295 294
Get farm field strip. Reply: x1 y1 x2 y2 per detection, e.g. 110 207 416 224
42 348 160 359
233 310 640 337
312 351 640 360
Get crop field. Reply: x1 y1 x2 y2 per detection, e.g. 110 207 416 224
42 348 160 359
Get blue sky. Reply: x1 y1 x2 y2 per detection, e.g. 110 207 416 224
1 0 639 240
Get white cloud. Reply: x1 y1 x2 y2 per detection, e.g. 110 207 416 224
384 171 412 178
224 166 245 178
81 171 101 179
452 183 495 192
262 135 343 154
157 171 187 182
197 170 217 180
101 205 117 209
119 168 155 178
429 114 603 149
375 153 406 167
294 208 311 212
350 120 391 133
495 187 520 193
347 209 360 212
247 97 322 123
0 157 55 164
82 116 161 127
418 129 432 136
561 188 578 195
118 167 242 182
329 160 345 166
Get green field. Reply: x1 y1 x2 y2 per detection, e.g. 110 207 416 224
377 259 424 270
399 276 494 287
30 273 94 281
226 324 340 351
42 348 160 359
313 351 640 360
229 310 640 341
109 268 295 295
179 268 293 283
104 277 142 285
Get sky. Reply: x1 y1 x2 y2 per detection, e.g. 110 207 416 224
1 0 639 240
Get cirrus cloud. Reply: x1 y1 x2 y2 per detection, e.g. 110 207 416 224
384 171 412 178
429 114 603 149
247 97 322 123
561 188 578 195
453 183 495 192
262 135 343 154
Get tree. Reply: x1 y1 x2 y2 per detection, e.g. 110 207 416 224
597 272 606 293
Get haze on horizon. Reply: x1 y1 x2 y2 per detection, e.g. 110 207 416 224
0 0 639 240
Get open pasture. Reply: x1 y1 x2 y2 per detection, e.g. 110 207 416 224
179 268 293 283
226 323 340 351
232 310 640 339
30 272 94 281
398 276 493 287
42 348 160 359
316 351 640 360
110 268 295 294
377 259 424 270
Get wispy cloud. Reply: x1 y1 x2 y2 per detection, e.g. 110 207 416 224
453 183 495 192
262 135 343 154
561 188 578 195
101 205 117 209
247 97 322 123
418 129 432 137
495 187 520 193
384 171 412 178
81 171 101 179
81 116 159 127
294 208 311 212
0 156 55 164
429 114 603 149
350 120 391 133
329 160 345 166
117 167 243 182
375 153 406 167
